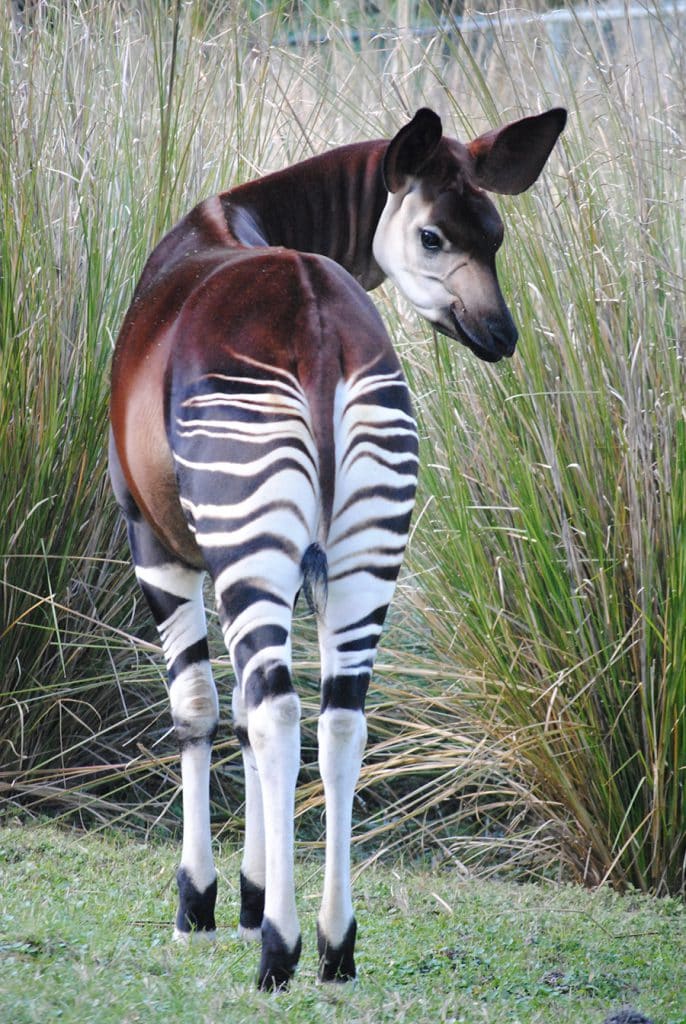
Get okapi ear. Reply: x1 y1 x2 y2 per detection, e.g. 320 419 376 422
383 108 443 193
467 107 567 195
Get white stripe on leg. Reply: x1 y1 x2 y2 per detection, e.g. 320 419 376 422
233 686 266 941
239 747 265 941
172 736 217 943
318 707 367 947
178 740 216 895
169 663 219 940
248 692 301 952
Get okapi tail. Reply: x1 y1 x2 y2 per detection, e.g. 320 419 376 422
301 542 328 617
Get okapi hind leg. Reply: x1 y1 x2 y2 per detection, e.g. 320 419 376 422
171 359 321 990
247 687 302 991
110 460 219 939
134 550 219 940
315 364 419 982
232 684 266 942
132 547 219 940
212 557 307 990
317 691 368 982
217 581 304 991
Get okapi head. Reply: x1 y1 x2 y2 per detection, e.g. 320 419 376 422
373 107 567 362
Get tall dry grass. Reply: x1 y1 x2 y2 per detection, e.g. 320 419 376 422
1 1 684 892
401 4 686 892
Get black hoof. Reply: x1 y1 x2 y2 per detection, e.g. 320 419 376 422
239 871 265 932
175 867 217 934
257 918 302 991
317 918 357 982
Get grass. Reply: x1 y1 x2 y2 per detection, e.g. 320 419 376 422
2 822 685 1024
1 0 685 897
401 4 686 893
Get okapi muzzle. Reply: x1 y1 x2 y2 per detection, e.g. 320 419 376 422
108 103 565 991
439 251 519 363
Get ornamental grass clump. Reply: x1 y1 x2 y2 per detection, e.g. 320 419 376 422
405 4 686 893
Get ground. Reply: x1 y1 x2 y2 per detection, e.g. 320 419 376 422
1 823 684 1023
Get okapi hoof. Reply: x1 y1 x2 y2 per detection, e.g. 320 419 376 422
174 867 217 939
257 918 302 991
238 871 265 941
317 919 357 983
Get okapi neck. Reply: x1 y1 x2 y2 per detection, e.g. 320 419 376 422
219 140 389 291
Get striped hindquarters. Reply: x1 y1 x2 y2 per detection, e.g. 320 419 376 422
171 359 320 702
170 353 418 708
318 364 418 707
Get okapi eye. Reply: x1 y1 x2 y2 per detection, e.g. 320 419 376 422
420 228 442 252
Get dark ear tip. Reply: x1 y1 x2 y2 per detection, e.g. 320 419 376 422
549 107 568 133
412 107 443 133
383 107 444 192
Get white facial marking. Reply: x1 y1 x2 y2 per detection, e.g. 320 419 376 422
373 187 457 321
372 185 500 339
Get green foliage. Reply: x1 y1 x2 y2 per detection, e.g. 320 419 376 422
0 0 290 791
2 824 684 1023
1 0 684 896
404 6 686 894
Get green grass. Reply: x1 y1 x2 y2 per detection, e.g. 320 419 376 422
1 0 684 896
402 4 686 894
2 823 684 1024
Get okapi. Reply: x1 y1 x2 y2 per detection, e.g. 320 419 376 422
109 106 566 989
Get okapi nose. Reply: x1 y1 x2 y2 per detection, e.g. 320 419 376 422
487 314 518 357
